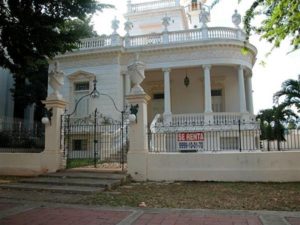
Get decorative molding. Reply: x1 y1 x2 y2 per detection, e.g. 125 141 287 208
67 70 95 81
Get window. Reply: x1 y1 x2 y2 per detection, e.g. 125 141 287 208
153 93 164 99
211 90 222 96
212 89 223 112
74 82 89 91
191 0 199 10
72 139 87 151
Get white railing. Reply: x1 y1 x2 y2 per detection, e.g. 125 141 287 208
130 0 177 13
129 33 163 47
171 113 205 126
212 112 242 125
168 29 203 43
150 113 257 128
75 27 245 51
77 36 112 50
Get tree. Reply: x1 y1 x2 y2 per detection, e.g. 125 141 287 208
256 105 298 150
211 0 300 51
0 1 111 75
0 1 112 120
273 75 300 112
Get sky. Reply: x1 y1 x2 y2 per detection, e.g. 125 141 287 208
92 0 300 114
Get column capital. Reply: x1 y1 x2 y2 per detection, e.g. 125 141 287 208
121 71 129 76
202 64 211 70
238 65 245 70
162 68 171 73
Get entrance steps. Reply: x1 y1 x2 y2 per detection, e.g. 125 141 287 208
0 170 129 194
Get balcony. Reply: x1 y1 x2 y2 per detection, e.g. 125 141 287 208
76 27 245 51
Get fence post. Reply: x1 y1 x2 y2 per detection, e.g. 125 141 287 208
238 119 242 152
126 57 150 180
126 93 150 181
42 98 68 173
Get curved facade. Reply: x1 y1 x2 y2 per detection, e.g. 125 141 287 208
54 0 257 127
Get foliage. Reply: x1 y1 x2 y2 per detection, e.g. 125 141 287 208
0 1 112 119
273 75 300 112
0 1 111 75
256 105 298 150
210 0 300 51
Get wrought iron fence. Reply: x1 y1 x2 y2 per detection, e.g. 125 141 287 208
0 117 45 153
148 121 300 152
62 114 128 169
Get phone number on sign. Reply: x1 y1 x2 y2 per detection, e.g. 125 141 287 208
177 141 204 150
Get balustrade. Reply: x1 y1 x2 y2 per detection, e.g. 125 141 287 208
77 36 112 50
130 0 177 13
75 27 245 51
150 113 256 129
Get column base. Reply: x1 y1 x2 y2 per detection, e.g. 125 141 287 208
127 152 148 181
163 113 172 126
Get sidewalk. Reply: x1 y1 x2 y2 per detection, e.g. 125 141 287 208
0 199 300 225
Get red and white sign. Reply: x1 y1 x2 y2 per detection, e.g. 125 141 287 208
177 132 204 142
177 132 204 151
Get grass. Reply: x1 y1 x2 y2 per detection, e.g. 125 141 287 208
66 158 96 168
83 181 300 211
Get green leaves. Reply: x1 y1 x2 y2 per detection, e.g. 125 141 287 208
244 0 300 52
0 0 112 75
0 0 112 119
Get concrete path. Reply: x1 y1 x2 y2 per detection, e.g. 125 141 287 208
0 199 299 225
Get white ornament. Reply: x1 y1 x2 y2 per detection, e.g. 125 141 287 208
111 17 120 34
124 20 133 36
232 9 241 28
199 8 210 28
48 61 64 100
162 15 171 32
128 56 146 94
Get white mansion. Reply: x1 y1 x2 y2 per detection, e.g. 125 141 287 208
53 0 257 134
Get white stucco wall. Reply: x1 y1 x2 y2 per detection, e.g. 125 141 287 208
51 55 124 120
145 151 300 181
127 8 188 36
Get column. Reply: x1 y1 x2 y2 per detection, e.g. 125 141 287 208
238 65 247 113
203 65 212 113
246 74 254 114
163 68 172 119
124 72 131 96
126 93 151 181
42 98 68 172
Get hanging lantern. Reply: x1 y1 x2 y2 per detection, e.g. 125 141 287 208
184 75 190 87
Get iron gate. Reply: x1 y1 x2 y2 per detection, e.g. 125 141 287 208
62 108 128 170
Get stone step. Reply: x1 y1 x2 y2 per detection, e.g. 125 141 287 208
0 183 105 194
43 171 128 183
19 177 120 190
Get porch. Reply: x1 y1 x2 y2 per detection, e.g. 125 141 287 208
139 65 255 126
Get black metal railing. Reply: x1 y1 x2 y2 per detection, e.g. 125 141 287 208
148 122 300 152
0 117 45 153
62 114 128 169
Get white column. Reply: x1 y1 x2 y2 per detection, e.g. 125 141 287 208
163 68 172 116
203 65 212 113
124 72 131 96
238 65 247 113
246 75 254 114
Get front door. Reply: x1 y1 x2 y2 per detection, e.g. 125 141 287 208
152 93 164 120
212 89 223 112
